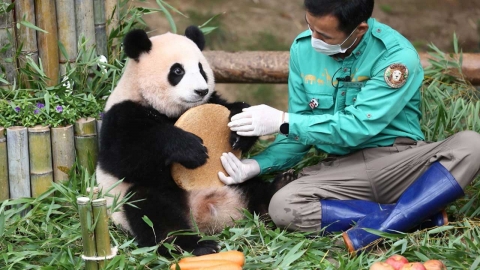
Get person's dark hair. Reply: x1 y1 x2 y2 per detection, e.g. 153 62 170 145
304 0 374 34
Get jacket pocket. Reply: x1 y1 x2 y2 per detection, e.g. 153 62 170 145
345 88 360 106
315 94 334 110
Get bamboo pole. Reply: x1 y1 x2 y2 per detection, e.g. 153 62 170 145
15 0 39 84
6 126 31 199
28 126 53 197
0 128 9 201
96 119 102 150
77 197 99 270
92 198 112 268
35 0 60 86
105 0 119 57
51 125 75 183
0 0 16 88
55 0 77 76
74 118 98 174
93 0 107 57
75 0 96 51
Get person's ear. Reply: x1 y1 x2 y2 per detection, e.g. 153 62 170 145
355 21 369 37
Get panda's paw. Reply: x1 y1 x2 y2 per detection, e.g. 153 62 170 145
167 132 209 168
271 169 298 192
230 132 258 152
192 240 220 256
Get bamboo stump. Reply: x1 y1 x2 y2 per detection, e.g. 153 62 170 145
7 126 31 199
35 0 60 86
92 198 112 267
0 128 9 201
51 125 75 183
28 126 54 197
78 197 99 270
74 118 98 174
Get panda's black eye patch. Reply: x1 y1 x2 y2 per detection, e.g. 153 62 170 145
168 63 185 86
199 63 208 83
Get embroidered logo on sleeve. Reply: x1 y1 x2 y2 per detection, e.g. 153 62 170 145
384 63 409 88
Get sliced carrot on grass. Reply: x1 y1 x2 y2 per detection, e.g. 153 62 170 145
170 260 235 270
179 250 245 266
198 262 243 270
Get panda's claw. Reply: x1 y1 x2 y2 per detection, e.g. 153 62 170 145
191 240 220 256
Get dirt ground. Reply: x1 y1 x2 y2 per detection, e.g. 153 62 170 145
137 0 480 109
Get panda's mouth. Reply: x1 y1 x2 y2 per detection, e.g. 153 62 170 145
181 98 205 104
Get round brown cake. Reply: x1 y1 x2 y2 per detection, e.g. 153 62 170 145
171 104 241 190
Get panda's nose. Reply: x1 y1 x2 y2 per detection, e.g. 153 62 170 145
194 89 209 97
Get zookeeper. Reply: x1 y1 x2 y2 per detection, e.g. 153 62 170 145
217 0 480 254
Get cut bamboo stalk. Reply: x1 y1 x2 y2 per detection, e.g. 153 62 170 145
35 0 60 86
92 198 112 267
55 0 77 76
7 126 31 199
86 186 99 199
0 127 9 201
96 119 102 150
105 0 119 56
74 118 98 174
75 0 96 51
77 197 99 270
28 126 53 197
93 0 107 57
0 0 16 87
51 125 75 183
15 0 39 84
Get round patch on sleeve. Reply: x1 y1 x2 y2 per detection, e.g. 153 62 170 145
384 63 409 88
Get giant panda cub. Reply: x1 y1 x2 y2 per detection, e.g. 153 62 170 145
96 26 294 256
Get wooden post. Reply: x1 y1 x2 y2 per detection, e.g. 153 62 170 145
0 127 9 201
7 126 31 199
15 0 39 85
77 197 99 270
55 0 77 76
35 0 60 86
92 198 112 268
0 0 16 88
75 0 96 51
93 0 107 56
28 126 53 197
51 125 75 183
74 118 98 174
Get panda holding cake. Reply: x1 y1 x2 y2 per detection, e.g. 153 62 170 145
96 26 294 256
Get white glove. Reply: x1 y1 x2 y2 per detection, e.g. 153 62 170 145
228 104 285 136
218 152 260 185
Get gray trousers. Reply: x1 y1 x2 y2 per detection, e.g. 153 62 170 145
268 130 480 232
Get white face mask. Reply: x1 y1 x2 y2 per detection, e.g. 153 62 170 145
309 26 358 56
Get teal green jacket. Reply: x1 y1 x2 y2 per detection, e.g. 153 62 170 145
253 18 425 174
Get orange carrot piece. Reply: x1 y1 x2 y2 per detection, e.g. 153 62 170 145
198 262 243 270
179 250 245 266
170 260 235 270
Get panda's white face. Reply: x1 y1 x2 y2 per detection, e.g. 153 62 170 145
106 32 215 117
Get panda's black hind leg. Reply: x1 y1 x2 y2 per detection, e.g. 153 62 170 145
271 169 298 192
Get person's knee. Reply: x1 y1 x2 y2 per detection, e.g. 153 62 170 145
452 130 480 162
268 187 296 228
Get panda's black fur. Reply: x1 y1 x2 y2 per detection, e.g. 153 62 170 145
97 26 293 256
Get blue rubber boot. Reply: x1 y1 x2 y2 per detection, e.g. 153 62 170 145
321 200 448 234
342 162 464 255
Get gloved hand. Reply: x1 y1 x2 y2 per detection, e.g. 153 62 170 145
218 152 260 185
228 104 285 136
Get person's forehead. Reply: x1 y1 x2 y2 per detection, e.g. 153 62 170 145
305 12 341 33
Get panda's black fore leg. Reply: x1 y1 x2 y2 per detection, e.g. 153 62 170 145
271 169 298 193
192 240 220 256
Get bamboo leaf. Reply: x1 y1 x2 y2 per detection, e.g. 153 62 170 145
156 0 177 34
20 20 48 33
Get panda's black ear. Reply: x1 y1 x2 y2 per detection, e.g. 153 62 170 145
185 26 205 51
123 29 152 61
